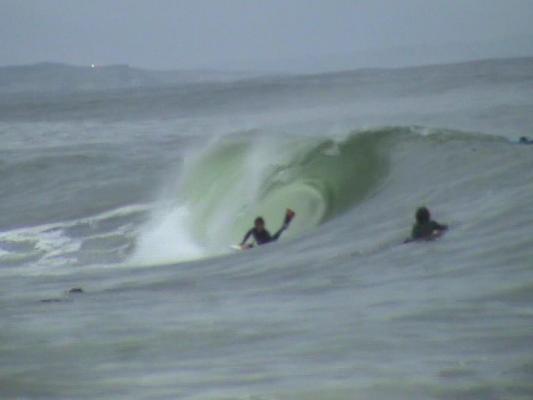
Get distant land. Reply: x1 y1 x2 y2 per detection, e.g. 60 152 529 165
2 55 533 96
0 63 264 94
1 56 532 126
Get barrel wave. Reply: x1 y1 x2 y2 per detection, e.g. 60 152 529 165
132 130 391 262
186 131 390 241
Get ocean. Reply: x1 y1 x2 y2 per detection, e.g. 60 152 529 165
1 57 532 399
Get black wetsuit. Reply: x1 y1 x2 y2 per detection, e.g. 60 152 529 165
411 220 447 240
241 224 287 246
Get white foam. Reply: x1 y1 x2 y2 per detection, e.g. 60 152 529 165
128 205 205 266
0 204 151 274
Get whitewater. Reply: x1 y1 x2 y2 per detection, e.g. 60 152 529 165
1 57 532 399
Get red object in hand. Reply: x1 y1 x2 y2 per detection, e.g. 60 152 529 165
285 209 295 224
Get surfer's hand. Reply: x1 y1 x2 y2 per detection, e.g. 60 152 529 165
284 209 295 225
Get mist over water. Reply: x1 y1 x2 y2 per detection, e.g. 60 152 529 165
1 58 533 399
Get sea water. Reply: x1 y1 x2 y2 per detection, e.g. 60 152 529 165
1 58 533 399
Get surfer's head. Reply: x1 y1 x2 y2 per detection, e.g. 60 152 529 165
254 217 265 231
415 207 430 224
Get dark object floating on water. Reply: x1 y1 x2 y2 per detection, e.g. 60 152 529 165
40 287 84 303
40 298 64 303
518 136 533 145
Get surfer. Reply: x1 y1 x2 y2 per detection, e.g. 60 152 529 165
519 136 533 145
407 207 448 242
240 209 295 249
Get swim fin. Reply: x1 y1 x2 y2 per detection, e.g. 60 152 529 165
284 209 296 225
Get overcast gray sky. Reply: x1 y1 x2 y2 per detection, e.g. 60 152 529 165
1 0 533 72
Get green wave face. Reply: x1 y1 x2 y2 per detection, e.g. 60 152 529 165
179 131 390 248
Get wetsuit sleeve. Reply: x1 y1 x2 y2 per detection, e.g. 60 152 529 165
271 223 289 242
241 229 254 245
431 221 448 231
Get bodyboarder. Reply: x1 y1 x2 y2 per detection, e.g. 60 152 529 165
240 209 295 249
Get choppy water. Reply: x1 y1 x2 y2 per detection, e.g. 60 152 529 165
1 57 533 399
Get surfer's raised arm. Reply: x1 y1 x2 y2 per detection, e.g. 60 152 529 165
270 209 295 242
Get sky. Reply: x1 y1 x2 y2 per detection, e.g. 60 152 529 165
1 0 533 72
